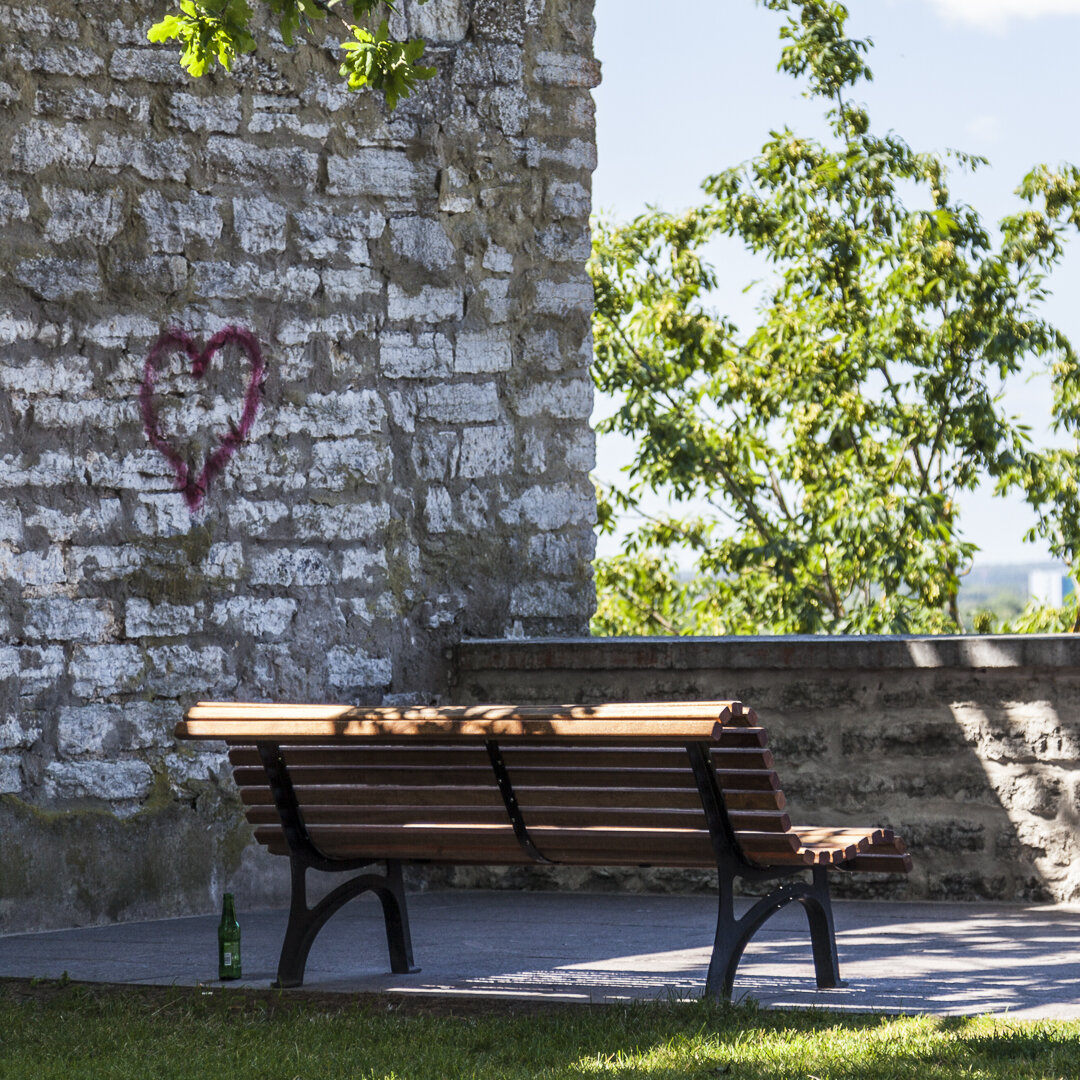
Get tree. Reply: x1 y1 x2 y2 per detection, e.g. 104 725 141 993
149 0 435 109
590 0 1080 636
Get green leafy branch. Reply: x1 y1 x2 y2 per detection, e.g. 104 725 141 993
148 0 257 77
339 19 435 109
148 0 433 108
590 0 1080 636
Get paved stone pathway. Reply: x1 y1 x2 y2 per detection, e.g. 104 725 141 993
3 892 1079 1018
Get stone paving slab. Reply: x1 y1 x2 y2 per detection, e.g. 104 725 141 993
2 892 1080 1018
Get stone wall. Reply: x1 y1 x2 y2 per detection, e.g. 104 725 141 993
452 636 1080 904
0 0 599 931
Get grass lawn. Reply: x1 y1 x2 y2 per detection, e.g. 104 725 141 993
2 977 1079 1080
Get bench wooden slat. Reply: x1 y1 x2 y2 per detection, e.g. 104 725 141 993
329 729 768 755
715 769 781 792
500 743 774 764
730 830 801 855
251 821 812 867
725 847 817 867
798 841 858 864
791 826 901 865
230 764 708 789
252 824 528 863
228 745 774 772
239 784 507 808
239 783 784 812
249 831 828 869
256 835 773 870
719 788 786 811
193 699 749 725
877 835 907 855
505 747 776 771
240 801 792 833
212 723 733 745
263 821 717 848
245 805 509 827
184 699 757 744
228 746 492 768
793 826 892 851
232 763 785 798
229 734 773 765
839 852 914 874
856 836 908 857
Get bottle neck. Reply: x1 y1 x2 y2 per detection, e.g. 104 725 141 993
222 894 236 921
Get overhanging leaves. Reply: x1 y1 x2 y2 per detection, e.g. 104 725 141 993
149 0 432 108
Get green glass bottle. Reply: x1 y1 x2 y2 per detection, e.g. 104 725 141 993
218 893 241 980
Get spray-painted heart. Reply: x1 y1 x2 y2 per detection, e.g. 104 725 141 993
139 326 266 512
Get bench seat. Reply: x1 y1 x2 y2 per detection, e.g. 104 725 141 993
176 699 912 997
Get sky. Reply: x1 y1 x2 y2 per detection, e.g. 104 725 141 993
590 0 1080 566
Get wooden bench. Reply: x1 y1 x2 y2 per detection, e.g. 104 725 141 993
176 699 911 998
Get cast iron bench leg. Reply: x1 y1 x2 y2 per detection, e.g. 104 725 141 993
705 865 843 1000
801 866 842 989
274 857 418 988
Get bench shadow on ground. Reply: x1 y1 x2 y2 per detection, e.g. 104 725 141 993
369 893 1080 1017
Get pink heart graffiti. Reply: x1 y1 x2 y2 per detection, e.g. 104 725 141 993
139 326 266 512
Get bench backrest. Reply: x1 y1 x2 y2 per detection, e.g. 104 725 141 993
224 721 797 869
177 701 909 873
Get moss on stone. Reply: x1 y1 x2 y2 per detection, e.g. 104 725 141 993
0 786 256 932
124 525 220 607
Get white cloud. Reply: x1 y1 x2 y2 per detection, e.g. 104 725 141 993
928 0 1080 31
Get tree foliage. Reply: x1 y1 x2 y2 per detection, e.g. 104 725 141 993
148 0 435 108
590 0 1080 636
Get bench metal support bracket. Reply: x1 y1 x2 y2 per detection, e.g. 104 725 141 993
707 863 841 1000
485 740 552 864
257 742 418 989
273 854 417 989
685 742 843 1000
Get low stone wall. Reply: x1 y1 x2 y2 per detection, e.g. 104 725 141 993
451 636 1080 903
